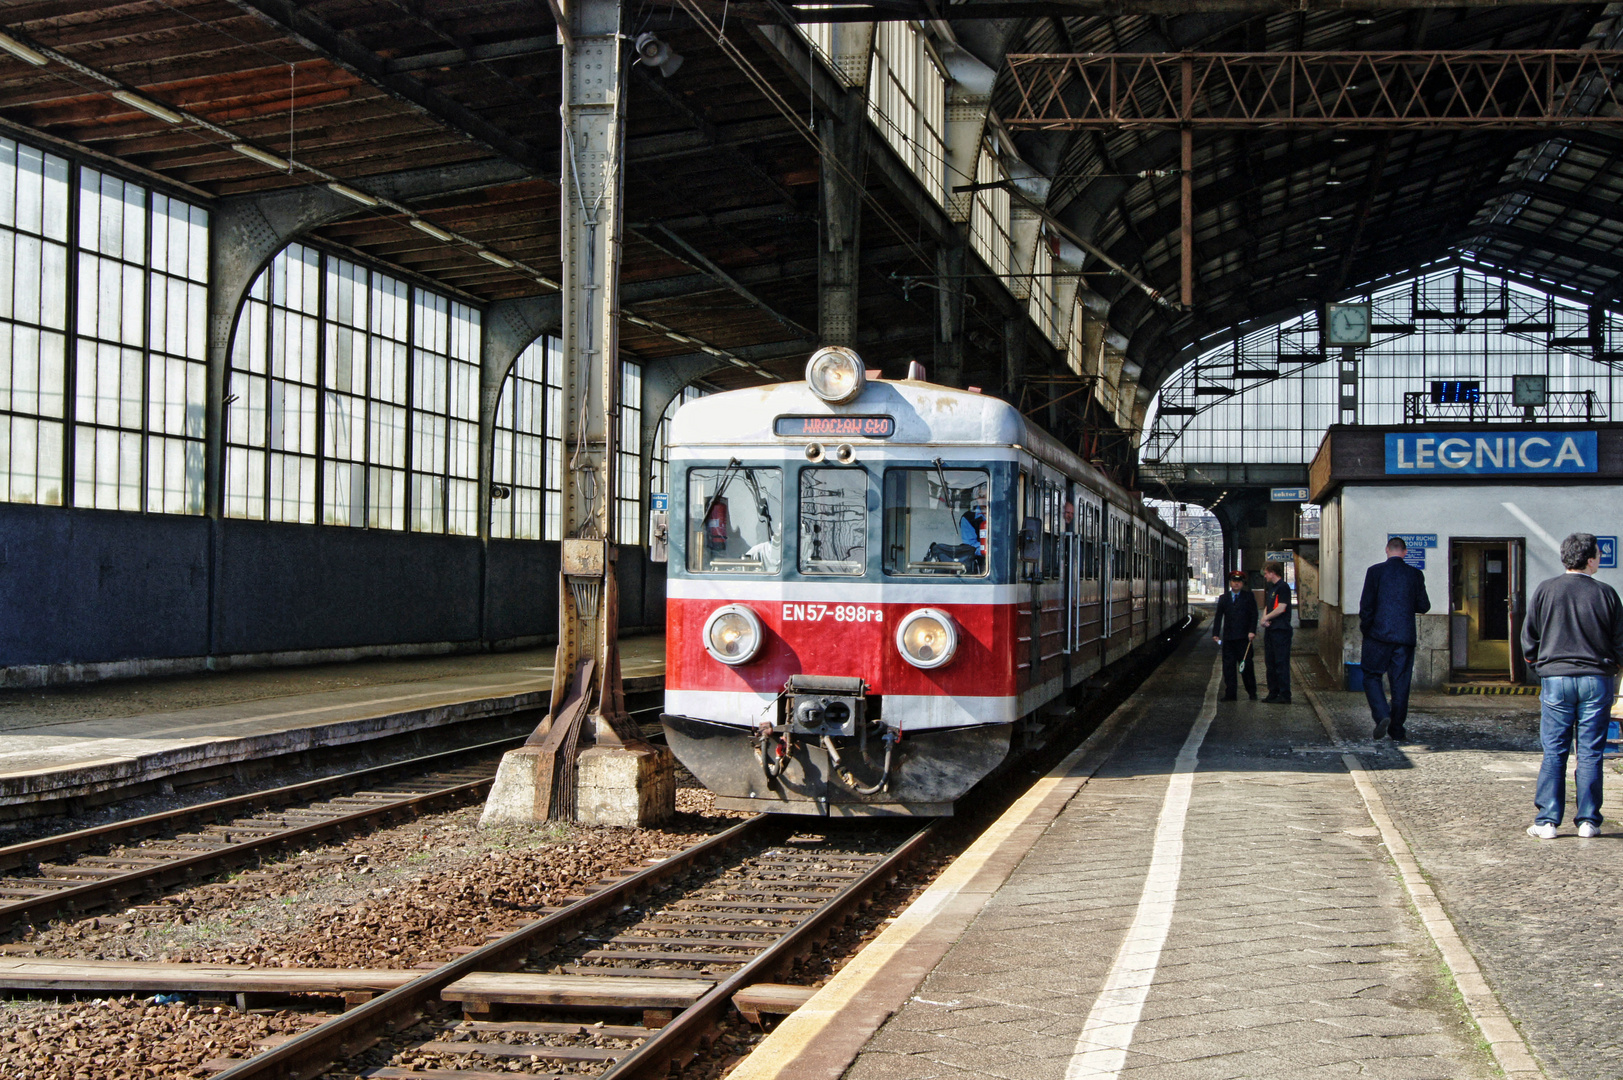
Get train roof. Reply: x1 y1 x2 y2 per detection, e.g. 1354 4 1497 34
669 378 1173 534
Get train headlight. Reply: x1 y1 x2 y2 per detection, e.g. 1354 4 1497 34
896 608 958 670
805 347 866 405
704 604 764 665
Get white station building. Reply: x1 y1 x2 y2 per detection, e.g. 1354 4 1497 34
1311 423 1623 689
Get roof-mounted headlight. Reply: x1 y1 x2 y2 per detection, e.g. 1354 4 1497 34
805 347 866 405
896 608 959 670
704 604 765 666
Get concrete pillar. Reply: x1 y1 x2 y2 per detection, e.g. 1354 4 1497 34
818 98 868 348
1003 316 1029 398
1217 495 1298 588
933 232 967 387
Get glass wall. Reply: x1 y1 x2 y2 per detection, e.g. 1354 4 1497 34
491 336 559 541
651 385 707 500
1145 265 1623 465
226 244 482 533
0 137 209 514
869 22 947 206
617 358 643 544
0 139 68 507
971 140 1012 281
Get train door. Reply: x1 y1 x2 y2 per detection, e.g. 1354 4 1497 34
1102 512 1114 646
1064 482 1080 656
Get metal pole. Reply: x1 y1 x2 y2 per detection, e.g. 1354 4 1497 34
1180 57 1194 309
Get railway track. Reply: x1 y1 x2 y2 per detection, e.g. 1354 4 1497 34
0 736 530 935
204 815 935 1080
0 687 669 937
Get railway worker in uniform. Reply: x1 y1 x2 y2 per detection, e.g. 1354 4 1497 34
959 488 988 574
1213 570 1258 701
1260 560 1293 704
1521 532 1623 840
1359 536 1431 741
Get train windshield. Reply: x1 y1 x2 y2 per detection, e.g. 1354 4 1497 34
882 468 990 577
799 468 867 575
687 465 782 574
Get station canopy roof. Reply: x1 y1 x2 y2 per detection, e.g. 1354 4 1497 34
2 1 1620 403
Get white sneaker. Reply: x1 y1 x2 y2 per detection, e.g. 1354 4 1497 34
1526 823 1557 840
1578 822 1600 838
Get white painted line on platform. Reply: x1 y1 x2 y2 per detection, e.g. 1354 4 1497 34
1064 656 1221 1080
1295 662 1545 1078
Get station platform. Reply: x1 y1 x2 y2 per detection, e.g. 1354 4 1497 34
732 628 1619 1080
0 635 665 818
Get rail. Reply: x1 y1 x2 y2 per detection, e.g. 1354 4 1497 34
0 736 534 932
209 814 938 1080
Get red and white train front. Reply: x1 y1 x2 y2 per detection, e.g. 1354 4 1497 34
661 350 1031 816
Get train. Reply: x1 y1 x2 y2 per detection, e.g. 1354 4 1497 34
659 347 1189 817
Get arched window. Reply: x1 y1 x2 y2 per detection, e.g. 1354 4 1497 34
650 384 707 499
225 244 482 533
490 336 562 540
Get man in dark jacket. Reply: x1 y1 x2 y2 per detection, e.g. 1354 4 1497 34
1520 532 1623 840
1213 570 1258 701
1359 537 1431 740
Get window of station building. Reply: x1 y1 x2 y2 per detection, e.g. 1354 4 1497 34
800 467 867 575
1144 265 1623 468
0 145 211 516
869 22 947 206
687 464 781 574
0 140 69 507
617 359 643 544
882 467 988 577
491 336 559 541
651 385 706 500
72 166 210 515
970 142 1013 281
225 244 482 533
411 293 480 535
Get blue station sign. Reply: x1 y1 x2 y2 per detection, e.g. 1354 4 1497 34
1384 430 1598 476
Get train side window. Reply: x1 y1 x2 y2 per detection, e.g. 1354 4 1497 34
882 468 989 577
687 465 783 574
800 467 868 575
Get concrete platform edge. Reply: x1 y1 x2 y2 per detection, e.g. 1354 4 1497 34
1295 661 1546 1079
0 690 548 805
724 646 1180 1080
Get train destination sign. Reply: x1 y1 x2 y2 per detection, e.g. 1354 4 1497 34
774 415 896 438
1384 430 1597 476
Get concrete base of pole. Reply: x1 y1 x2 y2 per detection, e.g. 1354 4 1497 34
478 743 677 828
575 744 676 827
479 746 553 827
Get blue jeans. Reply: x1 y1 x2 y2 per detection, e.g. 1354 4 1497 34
1534 674 1614 827
1362 640 1414 730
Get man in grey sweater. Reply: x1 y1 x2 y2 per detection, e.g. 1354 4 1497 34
1520 532 1623 839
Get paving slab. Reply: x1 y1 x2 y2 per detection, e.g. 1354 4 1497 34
0 635 664 809
732 632 1504 1080
1301 655 1623 1080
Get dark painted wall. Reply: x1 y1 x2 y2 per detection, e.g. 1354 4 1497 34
0 503 664 669
0 504 211 666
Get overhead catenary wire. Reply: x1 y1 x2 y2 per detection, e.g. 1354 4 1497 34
670 0 934 271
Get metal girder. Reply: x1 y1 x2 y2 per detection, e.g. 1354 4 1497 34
767 1 1600 21
1004 52 1623 130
